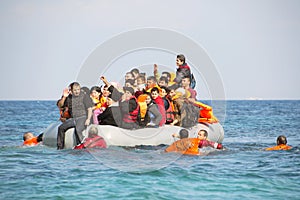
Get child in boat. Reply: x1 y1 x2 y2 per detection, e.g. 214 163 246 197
74 126 107 149
23 132 43 146
265 135 292 151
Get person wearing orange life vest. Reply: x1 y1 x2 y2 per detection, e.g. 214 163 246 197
165 129 200 155
197 129 223 149
23 132 43 146
188 99 219 124
265 135 292 151
56 88 71 122
160 86 175 124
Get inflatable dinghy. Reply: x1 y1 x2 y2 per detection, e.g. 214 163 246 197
43 122 224 149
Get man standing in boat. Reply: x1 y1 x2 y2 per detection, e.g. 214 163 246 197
57 82 93 150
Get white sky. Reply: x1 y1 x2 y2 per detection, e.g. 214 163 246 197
0 0 299 100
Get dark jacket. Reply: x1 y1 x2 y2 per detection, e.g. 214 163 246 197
98 105 122 127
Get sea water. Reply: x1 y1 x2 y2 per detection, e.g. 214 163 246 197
0 100 299 200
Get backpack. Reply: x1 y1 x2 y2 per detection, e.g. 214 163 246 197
180 102 199 128
190 73 196 89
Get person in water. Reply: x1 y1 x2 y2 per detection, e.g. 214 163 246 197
23 132 43 146
165 129 200 155
197 129 223 149
265 135 292 151
74 126 107 149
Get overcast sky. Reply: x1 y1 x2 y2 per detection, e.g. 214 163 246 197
0 0 299 100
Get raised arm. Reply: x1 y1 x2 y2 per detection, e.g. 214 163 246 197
100 76 111 87
57 88 70 108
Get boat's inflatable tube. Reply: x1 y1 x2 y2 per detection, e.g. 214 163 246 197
43 122 224 149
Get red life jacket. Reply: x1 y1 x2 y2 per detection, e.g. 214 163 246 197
123 96 139 123
165 98 175 124
153 96 166 126
198 140 222 149
74 135 107 149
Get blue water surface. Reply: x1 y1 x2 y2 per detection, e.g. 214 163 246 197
0 100 299 200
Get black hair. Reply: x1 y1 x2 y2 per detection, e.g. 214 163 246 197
162 71 171 80
159 76 169 84
160 86 170 94
137 75 146 82
199 129 208 137
123 86 135 95
277 135 287 145
69 82 80 90
177 54 186 63
90 86 102 94
179 129 189 139
130 68 140 75
147 76 157 82
150 87 159 94
125 79 135 86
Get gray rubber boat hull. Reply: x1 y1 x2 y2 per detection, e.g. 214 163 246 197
43 122 224 149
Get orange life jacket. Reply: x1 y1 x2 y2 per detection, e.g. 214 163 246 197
165 138 200 155
265 144 292 151
165 98 175 124
193 101 218 124
137 94 148 122
59 107 71 119
23 137 39 146
123 96 140 123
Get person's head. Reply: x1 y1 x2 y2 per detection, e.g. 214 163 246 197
125 72 134 80
69 82 81 96
144 92 153 105
176 54 186 66
181 77 191 88
150 87 160 100
23 132 34 141
179 129 189 139
136 75 146 85
147 76 157 87
160 86 169 98
277 135 287 145
197 129 208 140
101 85 110 97
81 86 90 95
88 126 98 138
90 86 102 99
168 84 179 99
158 76 169 87
130 68 140 79
123 87 134 99
161 71 171 81
125 79 135 87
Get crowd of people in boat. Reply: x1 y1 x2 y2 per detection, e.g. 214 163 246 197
55 54 219 149
22 54 293 153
